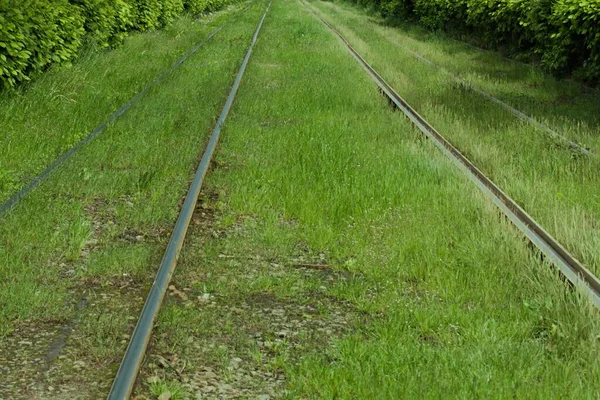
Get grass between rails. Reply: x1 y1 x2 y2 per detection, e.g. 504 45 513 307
0 3 270 397
0 2 246 205
317 0 600 148
137 0 600 398
309 0 600 278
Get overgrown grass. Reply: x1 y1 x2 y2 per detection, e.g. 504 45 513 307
318 0 600 142
308 0 600 278
0 0 265 351
0 3 244 204
137 0 600 398
0 1 273 397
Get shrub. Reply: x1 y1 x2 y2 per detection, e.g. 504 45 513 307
0 0 85 88
547 0 600 81
184 0 231 15
413 0 468 31
348 0 600 84
380 0 414 20
125 0 163 31
464 0 553 52
0 0 237 90
183 0 211 15
161 0 185 26
70 0 133 48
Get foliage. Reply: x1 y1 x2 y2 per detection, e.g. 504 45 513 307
71 0 133 48
413 0 468 31
184 0 227 15
161 0 185 26
355 0 600 83
0 0 85 88
547 0 600 80
125 0 164 31
0 0 234 90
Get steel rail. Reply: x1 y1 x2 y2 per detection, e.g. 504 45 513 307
107 3 271 399
0 3 253 217
306 4 600 308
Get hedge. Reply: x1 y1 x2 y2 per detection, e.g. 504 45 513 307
0 0 85 88
0 0 233 90
72 0 133 48
348 0 600 83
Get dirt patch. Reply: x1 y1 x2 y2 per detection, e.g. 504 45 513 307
136 287 363 399
0 278 149 399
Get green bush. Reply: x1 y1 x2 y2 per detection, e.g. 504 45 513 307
161 0 185 26
183 0 211 15
184 0 230 15
71 0 133 48
125 0 163 31
380 0 413 20
0 0 85 88
0 0 237 90
547 0 600 80
413 0 468 31
464 0 554 52
357 0 600 83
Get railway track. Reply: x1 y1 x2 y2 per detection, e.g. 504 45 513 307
303 2 600 308
0 3 252 217
107 3 271 398
317 4 590 156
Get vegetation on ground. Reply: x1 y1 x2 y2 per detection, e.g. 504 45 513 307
1 0 600 397
0 1 245 205
135 0 600 398
0 2 266 397
311 0 600 280
338 0 600 84
0 0 236 89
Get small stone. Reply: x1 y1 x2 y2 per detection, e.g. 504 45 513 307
198 293 211 302
158 391 172 400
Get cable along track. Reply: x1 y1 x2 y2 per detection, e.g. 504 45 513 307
107 3 271 399
305 3 600 308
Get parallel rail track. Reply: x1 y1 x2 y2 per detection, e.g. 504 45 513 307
305 2 600 308
107 3 271 398
318 5 590 156
0 3 252 217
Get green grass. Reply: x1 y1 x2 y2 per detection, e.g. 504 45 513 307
0 3 244 204
308 0 600 278
135 0 600 398
0 3 273 397
0 0 267 333
317 0 600 144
